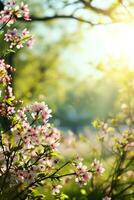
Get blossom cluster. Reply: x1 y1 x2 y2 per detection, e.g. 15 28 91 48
4 28 34 49
71 157 105 186
16 102 61 149
0 59 13 84
0 59 17 116
0 0 30 26
74 162 92 186
91 159 105 175
17 102 52 146
4 101 62 183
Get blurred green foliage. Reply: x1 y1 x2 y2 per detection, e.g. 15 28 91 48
1 0 134 132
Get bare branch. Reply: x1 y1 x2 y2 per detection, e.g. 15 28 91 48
19 14 98 25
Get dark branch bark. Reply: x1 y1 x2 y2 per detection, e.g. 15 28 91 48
19 15 98 25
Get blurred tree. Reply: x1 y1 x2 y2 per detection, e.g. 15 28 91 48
53 75 118 131
1 0 133 131
17 0 134 24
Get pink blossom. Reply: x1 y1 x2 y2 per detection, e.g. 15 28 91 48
7 106 15 115
7 86 14 98
4 28 33 49
16 102 55 149
16 169 35 183
45 128 61 149
0 1 30 26
26 36 34 48
20 2 30 21
91 159 105 175
0 59 12 84
22 28 29 36
30 102 52 122
52 185 62 194
4 28 18 42
75 162 92 186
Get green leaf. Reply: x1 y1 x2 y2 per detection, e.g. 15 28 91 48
80 189 87 195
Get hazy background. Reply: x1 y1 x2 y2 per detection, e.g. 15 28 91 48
4 0 134 132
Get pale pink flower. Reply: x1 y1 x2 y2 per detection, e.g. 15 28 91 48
0 1 30 26
22 28 29 36
30 102 52 122
52 185 62 194
4 28 33 49
91 159 105 175
4 28 18 42
7 106 15 115
20 2 30 21
26 36 34 48
45 128 60 149
16 169 35 183
75 162 91 186
0 59 12 84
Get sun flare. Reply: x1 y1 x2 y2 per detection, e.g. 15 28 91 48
106 23 134 66
79 23 134 70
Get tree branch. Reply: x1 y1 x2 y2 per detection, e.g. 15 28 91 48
19 14 98 25
114 182 134 198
